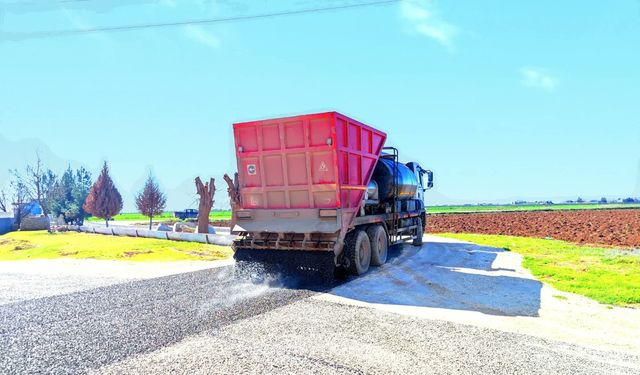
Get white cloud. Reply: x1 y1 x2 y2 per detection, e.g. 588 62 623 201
399 0 458 49
520 67 558 92
183 24 221 48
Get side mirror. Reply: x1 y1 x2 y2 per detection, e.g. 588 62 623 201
425 170 434 189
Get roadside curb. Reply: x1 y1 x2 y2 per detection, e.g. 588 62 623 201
62 225 234 246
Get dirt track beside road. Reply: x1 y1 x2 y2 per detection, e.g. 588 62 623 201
428 209 640 247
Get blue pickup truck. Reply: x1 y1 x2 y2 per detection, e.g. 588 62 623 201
173 209 198 220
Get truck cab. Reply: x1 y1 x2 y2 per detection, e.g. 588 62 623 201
406 162 434 203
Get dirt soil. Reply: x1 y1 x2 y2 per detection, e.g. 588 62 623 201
428 209 640 247
211 220 232 227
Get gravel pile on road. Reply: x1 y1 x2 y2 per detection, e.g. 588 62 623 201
2 245 640 374
0 265 314 374
0 259 230 305
94 298 640 375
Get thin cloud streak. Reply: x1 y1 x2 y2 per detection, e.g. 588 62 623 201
399 0 458 49
520 67 558 92
183 24 220 48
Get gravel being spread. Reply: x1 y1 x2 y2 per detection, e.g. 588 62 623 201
1 261 639 374
0 265 313 374
93 298 640 375
2 238 640 375
0 259 231 305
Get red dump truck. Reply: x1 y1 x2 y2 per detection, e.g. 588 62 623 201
230 112 433 277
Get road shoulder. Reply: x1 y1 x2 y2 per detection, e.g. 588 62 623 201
316 235 640 354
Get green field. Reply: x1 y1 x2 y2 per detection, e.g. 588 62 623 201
427 203 640 214
86 211 232 222
440 233 640 307
0 231 232 261
84 203 640 222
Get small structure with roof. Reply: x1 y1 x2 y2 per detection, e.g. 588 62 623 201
13 200 50 231
0 212 14 235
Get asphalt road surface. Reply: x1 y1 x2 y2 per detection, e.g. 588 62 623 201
1 237 639 374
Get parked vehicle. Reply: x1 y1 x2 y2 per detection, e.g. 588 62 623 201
173 208 198 220
230 112 433 277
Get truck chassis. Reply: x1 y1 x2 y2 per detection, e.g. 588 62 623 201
233 208 426 277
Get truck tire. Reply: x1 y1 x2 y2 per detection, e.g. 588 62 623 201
367 225 388 266
412 217 424 246
345 229 371 276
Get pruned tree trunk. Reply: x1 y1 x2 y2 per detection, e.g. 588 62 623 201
195 177 215 234
224 173 241 231
105 218 109 228
149 216 153 230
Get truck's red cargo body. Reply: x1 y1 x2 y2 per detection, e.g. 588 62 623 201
233 112 386 235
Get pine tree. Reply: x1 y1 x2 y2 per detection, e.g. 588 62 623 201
47 166 93 225
83 162 123 227
73 167 93 223
135 174 167 230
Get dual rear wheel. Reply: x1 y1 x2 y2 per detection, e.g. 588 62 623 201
345 225 388 276
367 225 388 266
345 216 424 276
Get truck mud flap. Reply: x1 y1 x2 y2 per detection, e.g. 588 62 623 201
233 249 338 285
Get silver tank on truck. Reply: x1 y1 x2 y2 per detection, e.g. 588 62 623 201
370 157 418 201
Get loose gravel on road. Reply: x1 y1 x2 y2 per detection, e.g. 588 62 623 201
0 266 313 374
94 298 640 375
2 238 640 374
0 259 231 304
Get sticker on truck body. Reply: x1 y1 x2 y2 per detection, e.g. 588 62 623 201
247 164 257 175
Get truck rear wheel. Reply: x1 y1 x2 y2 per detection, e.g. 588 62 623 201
367 225 388 266
345 229 371 276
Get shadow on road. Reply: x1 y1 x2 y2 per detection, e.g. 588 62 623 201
330 238 543 317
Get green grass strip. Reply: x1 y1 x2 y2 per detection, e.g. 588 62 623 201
0 231 232 261
86 211 232 222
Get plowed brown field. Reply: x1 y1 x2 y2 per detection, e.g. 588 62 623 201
428 209 640 247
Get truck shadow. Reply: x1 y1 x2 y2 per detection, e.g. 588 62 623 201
329 238 543 317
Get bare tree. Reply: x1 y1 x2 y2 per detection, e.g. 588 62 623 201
224 173 240 230
0 189 7 213
10 152 57 214
195 177 215 234
136 174 167 230
9 180 30 225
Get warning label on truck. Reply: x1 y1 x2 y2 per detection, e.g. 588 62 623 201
319 161 328 172
247 164 257 175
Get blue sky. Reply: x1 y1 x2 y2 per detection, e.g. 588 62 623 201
1 0 639 210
